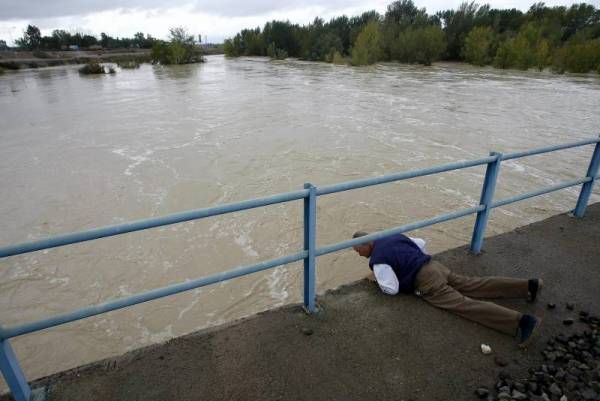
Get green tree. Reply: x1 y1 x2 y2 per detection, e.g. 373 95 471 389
392 26 446 65
151 27 202 65
16 24 42 50
351 20 383 65
463 26 495 65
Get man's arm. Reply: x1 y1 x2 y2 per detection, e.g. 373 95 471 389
372 264 399 295
366 271 376 282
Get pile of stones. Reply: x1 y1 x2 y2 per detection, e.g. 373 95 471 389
476 310 600 401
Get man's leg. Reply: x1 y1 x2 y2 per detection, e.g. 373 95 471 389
446 270 529 299
415 261 521 336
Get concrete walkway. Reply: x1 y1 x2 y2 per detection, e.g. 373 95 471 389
10 204 600 401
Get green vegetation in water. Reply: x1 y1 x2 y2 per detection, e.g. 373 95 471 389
79 62 115 75
151 27 203 65
0 66 4 74
117 60 141 69
223 0 600 74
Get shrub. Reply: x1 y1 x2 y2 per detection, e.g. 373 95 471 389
463 26 495 66
351 20 382 66
32 50 50 58
330 50 347 65
552 38 600 73
267 42 288 59
117 60 140 69
79 62 105 74
151 27 203 65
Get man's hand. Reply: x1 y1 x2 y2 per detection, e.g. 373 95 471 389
366 271 376 282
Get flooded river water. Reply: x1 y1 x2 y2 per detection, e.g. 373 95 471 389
1 55 599 387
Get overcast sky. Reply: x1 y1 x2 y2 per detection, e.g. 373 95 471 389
1 0 599 45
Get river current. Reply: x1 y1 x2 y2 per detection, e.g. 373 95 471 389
1 55 599 387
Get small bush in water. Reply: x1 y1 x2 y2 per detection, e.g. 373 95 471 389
79 62 107 74
117 60 140 69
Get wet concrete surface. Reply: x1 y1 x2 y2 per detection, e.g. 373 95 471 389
6 203 600 401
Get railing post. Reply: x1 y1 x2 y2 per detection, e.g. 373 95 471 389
471 152 502 254
303 183 317 313
573 140 600 218
0 337 31 401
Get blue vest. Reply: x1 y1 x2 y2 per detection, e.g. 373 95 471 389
368 233 431 293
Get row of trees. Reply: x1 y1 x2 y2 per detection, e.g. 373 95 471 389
224 0 600 73
13 24 157 50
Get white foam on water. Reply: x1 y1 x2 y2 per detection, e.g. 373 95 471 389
111 148 155 176
266 268 289 305
177 297 200 320
504 160 526 173
234 232 259 258
49 277 70 286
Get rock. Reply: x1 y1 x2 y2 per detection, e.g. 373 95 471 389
548 303 557 309
475 387 489 399
301 328 313 336
559 396 567 401
580 388 598 400
564 319 575 326
495 356 509 367
580 311 590 318
549 383 563 396
567 303 575 311
513 381 526 392
497 391 511 400
499 371 512 381
512 389 527 400
529 382 539 393
499 385 510 393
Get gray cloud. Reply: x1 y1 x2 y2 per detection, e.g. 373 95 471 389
0 0 186 20
194 0 373 17
0 0 372 20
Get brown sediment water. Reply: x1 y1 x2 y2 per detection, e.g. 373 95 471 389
0 55 599 390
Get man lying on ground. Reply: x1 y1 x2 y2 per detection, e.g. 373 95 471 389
351 231 542 348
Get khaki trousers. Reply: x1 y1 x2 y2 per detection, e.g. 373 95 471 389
414 260 529 335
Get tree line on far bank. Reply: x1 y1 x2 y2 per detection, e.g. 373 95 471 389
223 0 600 74
5 25 203 66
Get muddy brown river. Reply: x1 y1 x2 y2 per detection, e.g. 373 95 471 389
1 55 599 389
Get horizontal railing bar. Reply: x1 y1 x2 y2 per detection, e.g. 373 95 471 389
316 156 497 196
491 178 591 209
502 138 600 161
0 189 309 259
0 251 307 340
316 205 484 257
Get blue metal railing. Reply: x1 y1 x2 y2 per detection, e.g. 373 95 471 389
1 136 599 401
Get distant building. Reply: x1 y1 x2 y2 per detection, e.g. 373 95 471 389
68 45 79 51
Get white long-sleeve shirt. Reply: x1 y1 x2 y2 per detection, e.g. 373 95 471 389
372 237 426 295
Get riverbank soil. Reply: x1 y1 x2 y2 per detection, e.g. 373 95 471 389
0 46 223 69
7 203 600 401
0 49 152 69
